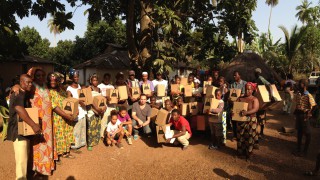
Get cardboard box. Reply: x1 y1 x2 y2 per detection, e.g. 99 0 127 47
150 108 159 121
203 81 211 95
157 84 166 97
205 86 217 98
189 102 199 115
62 97 79 119
229 88 242 101
181 77 188 86
106 89 119 104
155 109 169 125
142 84 152 95
196 115 206 131
77 87 93 105
180 103 189 116
118 86 128 101
256 85 271 110
170 84 180 94
18 108 39 136
162 96 171 107
184 85 192 97
203 98 220 114
131 87 141 99
232 102 248 121
156 124 170 143
271 84 282 101
93 96 106 109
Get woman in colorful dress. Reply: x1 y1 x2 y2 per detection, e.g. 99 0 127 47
47 72 75 162
237 82 259 160
67 70 87 153
86 74 106 151
27 67 58 175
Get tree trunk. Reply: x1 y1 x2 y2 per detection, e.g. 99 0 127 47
267 6 273 36
140 0 153 69
127 0 138 64
237 32 244 53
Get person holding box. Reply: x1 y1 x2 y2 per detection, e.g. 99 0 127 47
47 72 75 162
7 74 41 180
152 71 168 105
139 72 154 99
166 109 192 150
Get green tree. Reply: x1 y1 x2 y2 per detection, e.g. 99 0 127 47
266 0 279 35
48 16 62 47
296 0 312 25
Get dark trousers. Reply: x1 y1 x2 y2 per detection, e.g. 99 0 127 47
296 113 311 152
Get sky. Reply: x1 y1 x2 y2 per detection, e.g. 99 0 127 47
16 0 319 46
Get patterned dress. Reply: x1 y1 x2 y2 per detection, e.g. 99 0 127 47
30 83 58 175
86 89 102 147
237 116 259 157
50 89 74 155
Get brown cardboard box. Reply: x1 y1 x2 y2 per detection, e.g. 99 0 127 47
157 84 166 97
271 84 282 101
205 86 217 98
196 115 206 131
180 103 189 116
181 77 188 86
142 84 152 95
189 102 199 115
232 102 248 121
203 98 220 113
93 96 106 109
229 88 242 101
170 84 180 94
156 124 170 143
203 81 211 95
150 108 159 121
131 87 141 99
62 97 79 119
256 85 271 110
184 85 192 97
107 89 119 104
78 87 93 105
162 96 170 107
118 86 128 101
155 109 169 125
18 108 39 136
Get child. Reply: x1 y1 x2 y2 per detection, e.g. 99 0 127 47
105 110 125 149
149 96 161 109
283 82 294 114
117 106 133 145
171 76 184 104
192 79 203 102
207 89 225 149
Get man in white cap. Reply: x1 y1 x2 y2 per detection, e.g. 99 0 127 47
139 72 154 99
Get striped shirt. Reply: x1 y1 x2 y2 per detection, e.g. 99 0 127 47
296 91 316 111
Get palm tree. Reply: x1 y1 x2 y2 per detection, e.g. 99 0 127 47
47 16 62 47
295 0 312 25
265 0 279 35
278 25 307 73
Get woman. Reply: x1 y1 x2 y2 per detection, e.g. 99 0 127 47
86 74 106 151
66 70 87 152
47 72 75 162
237 82 259 159
27 67 58 175
114 72 130 109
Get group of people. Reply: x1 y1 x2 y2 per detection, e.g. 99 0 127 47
4 65 320 179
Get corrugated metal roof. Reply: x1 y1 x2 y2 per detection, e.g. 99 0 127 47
4 55 55 64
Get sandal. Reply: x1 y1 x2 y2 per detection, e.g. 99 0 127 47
304 171 317 176
71 149 82 154
63 153 75 159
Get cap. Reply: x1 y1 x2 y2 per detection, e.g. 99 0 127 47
194 79 200 84
255 68 262 74
142 72 148 75
129 70 135 75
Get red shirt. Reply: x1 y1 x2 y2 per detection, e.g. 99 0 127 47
169 116 192 137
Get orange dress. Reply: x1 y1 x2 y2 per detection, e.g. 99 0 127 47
30 83 58 175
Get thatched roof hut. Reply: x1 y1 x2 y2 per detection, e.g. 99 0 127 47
220 53 282 83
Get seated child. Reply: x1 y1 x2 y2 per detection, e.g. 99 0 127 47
207 89 224 150
105 110 125 149
149 96 161 109
117 106 133 145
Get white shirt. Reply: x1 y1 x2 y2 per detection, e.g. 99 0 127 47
106 120 121 134
98 83 114 97
67 85 87 119
152 79 168 92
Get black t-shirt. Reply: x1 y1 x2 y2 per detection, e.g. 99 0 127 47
7 90 30 141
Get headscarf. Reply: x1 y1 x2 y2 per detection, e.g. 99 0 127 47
194 78 200 84
27 67 43 80
69 68 79 78
246 82 257 91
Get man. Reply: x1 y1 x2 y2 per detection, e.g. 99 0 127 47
139 72 154 99
293 79 316 157
132 94 152 140
126 70 140 105
229 71 247 140
164 99 174 124
6 74 41 179
152 72 168 105
166 109 192 150
212 71 220 87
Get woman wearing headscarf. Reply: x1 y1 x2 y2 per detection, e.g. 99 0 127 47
47 72 75 162
236 82 259 160
27 67 58 175
66 69 87 152
86 74 106 151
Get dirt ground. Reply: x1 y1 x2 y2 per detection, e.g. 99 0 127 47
1 102 320 180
